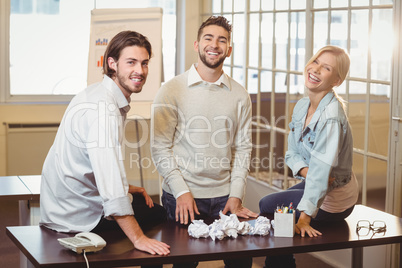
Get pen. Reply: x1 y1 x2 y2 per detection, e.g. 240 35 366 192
288 202 293 213
276 205 282 213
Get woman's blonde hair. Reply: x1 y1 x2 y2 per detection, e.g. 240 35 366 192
305 45 351 111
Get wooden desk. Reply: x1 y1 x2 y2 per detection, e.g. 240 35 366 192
6 205 402 268
0 176 32 201
0 175 41 268
18 175 41 199
0 175 40 201
0 175 41 225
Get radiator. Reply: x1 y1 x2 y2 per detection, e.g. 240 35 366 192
5 123 59 176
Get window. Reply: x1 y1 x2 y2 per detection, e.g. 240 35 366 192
11 0 59 14
5 0 176 101
205 0 394 212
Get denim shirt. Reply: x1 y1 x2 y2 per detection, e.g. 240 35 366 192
285 91 353 217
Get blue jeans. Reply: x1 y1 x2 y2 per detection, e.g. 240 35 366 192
259 180 354 221
162 190 252 268
259 180 355 268
162 190 230 220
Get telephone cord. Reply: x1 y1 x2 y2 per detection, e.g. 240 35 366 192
83 250 90 268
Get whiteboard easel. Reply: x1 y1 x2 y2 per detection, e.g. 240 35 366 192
88 8 163 118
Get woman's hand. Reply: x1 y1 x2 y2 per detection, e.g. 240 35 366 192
295 211 322 237
298 167 308 178
129 185 154 208
299 168 334 185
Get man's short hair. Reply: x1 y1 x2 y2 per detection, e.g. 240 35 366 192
197 16 232 43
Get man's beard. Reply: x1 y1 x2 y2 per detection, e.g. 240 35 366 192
115 70 144 94
199 50 226 69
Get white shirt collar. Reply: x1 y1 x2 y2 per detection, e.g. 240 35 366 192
102 75 131 113
187 64 231 90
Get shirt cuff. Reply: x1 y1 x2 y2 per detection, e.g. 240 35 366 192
166 174 190 198
103 195 134 218
175 190 190 199
229 178 246 200
291 160 308 179
297 198 319 218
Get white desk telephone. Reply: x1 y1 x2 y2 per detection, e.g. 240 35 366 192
58 232 106 254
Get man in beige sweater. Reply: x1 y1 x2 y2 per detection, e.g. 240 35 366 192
151 16 257 268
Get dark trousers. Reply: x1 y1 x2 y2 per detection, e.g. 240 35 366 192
92 194 167 268
259 181 355 268
162 190 253 268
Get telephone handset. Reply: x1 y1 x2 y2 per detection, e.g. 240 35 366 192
58 232 106 254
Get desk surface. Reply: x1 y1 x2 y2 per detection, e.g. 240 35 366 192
6 205 402 268
0 175 40 201
0 176 32 200
19 175 41 196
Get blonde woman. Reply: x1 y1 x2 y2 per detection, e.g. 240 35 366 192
259 46 359 268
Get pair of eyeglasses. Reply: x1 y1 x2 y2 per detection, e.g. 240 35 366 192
356 220 387 238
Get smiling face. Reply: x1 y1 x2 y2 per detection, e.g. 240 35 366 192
194 25 232 69
108 45 149 98
304 51 341 94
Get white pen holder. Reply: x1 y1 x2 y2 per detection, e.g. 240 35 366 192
274 211 295 237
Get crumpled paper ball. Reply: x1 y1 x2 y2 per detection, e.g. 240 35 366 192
208 220 227 241
187 219 210 238
187 211 270 240
249 216 271 236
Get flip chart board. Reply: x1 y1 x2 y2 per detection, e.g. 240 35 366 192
88 8 163 104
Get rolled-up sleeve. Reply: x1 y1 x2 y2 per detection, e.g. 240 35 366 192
103 195 133 217
87 110 133 218
285 121 308 180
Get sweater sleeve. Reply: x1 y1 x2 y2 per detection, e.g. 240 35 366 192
229 96 252 200
151 85 189 198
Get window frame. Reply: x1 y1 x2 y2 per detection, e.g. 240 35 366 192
203 0 394 201
1 0 76 103
1 0 177 104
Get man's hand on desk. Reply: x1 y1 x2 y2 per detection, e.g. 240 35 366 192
133 234 170 255
222 197 259 219
176 192 200 225
115 215 170 255
129 185 154 208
